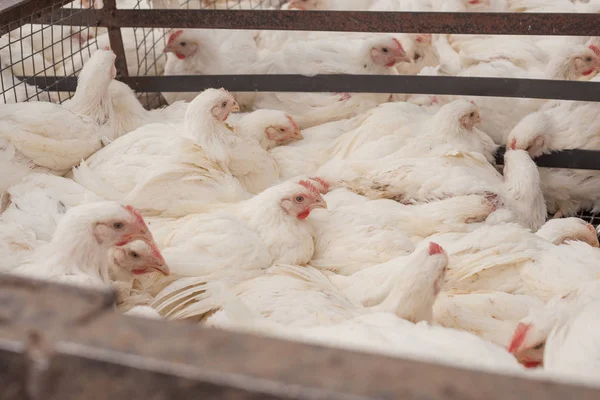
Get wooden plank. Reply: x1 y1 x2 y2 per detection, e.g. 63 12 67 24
0 275 599 400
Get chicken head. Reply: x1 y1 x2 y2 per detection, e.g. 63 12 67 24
164 29 198 60
369 36 409 67
280 179 327 219
210 90 240 121
536 218 600 248
111 240 170 277
265 115 303 145
90 204 154 246
569 47 600 80
508 322 544 368
506 112 550 158
459 104 481 131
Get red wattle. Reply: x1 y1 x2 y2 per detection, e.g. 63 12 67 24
297 210 310 220
132 269 148 275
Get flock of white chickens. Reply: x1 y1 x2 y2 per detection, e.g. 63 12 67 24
1 0 600 391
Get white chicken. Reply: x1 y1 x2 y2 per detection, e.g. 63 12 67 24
508 101 600 217
543 299 600 385
270 116 366 179
334 149 546 231
71 89 253 214
509 281 600 368
252 35 409 129
162 28 259 106
309 187 498 275
146 178 326 283
327 100 496 163
8 202 165 287
104 80 188 138
434 291 544 349
0 51 116 198
432 218 600 304
229 109 303 150
153 240 447 325
421 45 600 144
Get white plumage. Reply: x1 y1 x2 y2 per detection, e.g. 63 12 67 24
5 2 600 387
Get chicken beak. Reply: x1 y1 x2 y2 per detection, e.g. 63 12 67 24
142 240 169 276
231 101 241 112
293 129 304 140
163 43 175 54
311 197 328 210
150 260 171 276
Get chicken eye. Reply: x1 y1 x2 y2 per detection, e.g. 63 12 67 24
295 196 305 203
221 101 228 108
382 47 389 53
533 343 544 350
279 128 285 132
180 42 187 47
586 56 592 62
130 251 139 258
470 112 475 117
113 222 124 230
414 52 422 61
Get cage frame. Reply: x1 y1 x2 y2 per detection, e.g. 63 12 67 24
2 4 600 396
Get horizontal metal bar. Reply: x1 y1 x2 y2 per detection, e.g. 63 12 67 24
34 9 600 36
1 275 599 400
18 74 600 102
0 0 72 34
33 6 102 27
107 10 600 36
496 147 600 170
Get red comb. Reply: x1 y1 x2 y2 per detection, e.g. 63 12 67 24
124 205 147 227
508 323 530 354
310 177 330 194
167 29 183 45
392 37 404 52
299 180 320 196
509 138 517 150
428 242 444 255
286 115 299 132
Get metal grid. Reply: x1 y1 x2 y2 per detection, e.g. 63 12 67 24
127 0 284 106
0 0 103 104
578 210 600 227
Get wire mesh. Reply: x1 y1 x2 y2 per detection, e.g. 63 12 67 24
126 0 285 107
0 0 104 104
577 210 600 227
0 0 285 108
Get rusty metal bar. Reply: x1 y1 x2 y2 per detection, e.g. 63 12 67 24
0 0 72 35
19 74 600 102
31 9 600 36
1 275 599 400
0 0 71 27
102 0 128 78
102 10 600 36
495 147 600 171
